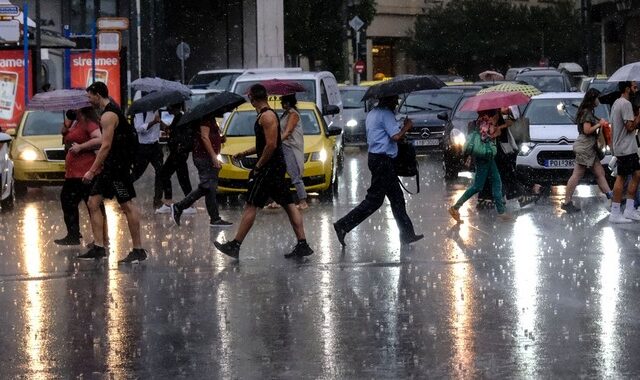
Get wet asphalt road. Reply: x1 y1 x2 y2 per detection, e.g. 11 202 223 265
1 148 640 378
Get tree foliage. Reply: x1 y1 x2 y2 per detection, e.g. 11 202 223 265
284 0 376 80
406 0 582 79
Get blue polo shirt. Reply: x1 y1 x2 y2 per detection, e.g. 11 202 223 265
366 107 401 158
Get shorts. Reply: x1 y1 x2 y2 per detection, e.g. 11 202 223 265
90 172 136 204
245 164 293 208
615 153 640 177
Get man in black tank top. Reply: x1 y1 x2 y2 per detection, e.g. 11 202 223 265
214 83 313 260
79 81 148 263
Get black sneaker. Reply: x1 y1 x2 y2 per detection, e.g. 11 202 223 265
561 202 581 213
333 223 346 247
214 240 240 259
210 219 233 227
401 234 424 245
171 204 182 226
54 235 81 246
284 241 314 258
518 195 540 208
118 248 148 264
77 245 107 260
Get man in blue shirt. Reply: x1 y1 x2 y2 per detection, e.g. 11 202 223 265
333 95 423 246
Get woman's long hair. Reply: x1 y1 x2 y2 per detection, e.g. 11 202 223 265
77 106 100 125
577 88 600 121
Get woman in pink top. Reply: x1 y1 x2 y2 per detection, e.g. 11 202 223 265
54 107 104 246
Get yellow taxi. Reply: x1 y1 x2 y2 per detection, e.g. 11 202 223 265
8 111 66 195
218 100 343 197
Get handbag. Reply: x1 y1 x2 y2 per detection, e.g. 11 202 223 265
464 131 497 159
394 139 420 193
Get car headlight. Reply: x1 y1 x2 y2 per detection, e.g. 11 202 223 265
311 149 327 163
450 128 466 147
18 146 42 161
346 119 358 128
602 145 611 155
518 142 535 156
217 154 229 164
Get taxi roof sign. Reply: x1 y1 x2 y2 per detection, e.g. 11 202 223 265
97 17 129 30
0 5 19 17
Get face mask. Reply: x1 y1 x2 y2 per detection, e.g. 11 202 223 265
66 110 77 121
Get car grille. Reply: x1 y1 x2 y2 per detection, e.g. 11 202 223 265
406 126 445 139
239 157 257 169
45 148 66 161
536 151 575 166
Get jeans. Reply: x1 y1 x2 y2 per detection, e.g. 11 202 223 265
174 157 220 222
132 142 164 204
283 145 307 201
454 158 505 214
159 148 192 200
335 153 416 239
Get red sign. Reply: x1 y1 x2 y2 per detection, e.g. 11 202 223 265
0 50 32 131
70 51 121 105
355 60 365 74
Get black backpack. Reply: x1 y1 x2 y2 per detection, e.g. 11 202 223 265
394 139 420 193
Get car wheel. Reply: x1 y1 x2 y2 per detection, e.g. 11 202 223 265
14 180 27 198
0 185 14 212
320 164 338 201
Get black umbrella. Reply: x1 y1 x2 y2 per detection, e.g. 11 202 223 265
178 91 246 126
127 90 189 115
361 75 446 101
598 81 620 106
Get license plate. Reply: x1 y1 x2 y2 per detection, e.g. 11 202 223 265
544 159 574 168
413 139 439 146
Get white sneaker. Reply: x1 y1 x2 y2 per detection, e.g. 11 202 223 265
610 213 632 223
623 208 640 221
182 207 197 215
155 204 172 214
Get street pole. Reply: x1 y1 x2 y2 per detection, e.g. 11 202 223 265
180 41 185 84
22 2 28 105
34 0 41 92
136 0 142 78
355 31 360 85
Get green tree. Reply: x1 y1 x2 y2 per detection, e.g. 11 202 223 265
406 0 581 79
284 0 376 81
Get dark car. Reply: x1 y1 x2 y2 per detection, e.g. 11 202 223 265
515 68 574 92
440 90 482 178
398 88 474 153
338 86 368 146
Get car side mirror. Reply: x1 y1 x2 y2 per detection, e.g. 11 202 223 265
5 128 16 137
0 132 11 143
326 126 342 136
437 111 449 121
323 104 340 116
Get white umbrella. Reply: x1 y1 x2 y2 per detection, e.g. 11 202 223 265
608 62 640 82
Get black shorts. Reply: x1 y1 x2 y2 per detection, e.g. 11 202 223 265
245 164 293 208
616 153 640 177
90 172 136 204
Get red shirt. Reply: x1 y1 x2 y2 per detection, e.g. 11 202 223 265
64 119 100 178
192 119 222 160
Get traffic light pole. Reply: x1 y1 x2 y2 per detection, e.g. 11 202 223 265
355 31 360 85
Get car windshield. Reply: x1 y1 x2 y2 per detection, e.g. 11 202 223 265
340 89 366 109
22 111 64 136
233 80 316 103
588 81 609 92
399 91 460 113
452 96 480 121
517 75 565 92
525 98 609 125
188 73 240 91
225 109 321 137
185 92 219 110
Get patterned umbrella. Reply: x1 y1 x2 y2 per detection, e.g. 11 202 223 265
477 83 541 97
28 89 92 111
130 77 192 96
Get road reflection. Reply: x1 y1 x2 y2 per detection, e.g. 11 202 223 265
512 214 540 375
599 227 620 377
106 202 127 371
22 204 44 376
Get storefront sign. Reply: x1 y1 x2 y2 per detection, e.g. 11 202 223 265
0 50 32 130
70 51 120 105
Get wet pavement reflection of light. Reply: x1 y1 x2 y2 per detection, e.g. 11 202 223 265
3 152 640 378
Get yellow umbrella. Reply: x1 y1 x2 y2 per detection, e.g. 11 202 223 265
478 83 541 97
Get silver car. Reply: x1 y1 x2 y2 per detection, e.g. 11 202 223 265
0 132 14 211
516 92 611 186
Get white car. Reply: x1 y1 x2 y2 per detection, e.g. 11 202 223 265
0 132 14 211
516 92 611 186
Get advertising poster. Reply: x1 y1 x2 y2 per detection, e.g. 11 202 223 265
0 50 32 130
70 51 120 105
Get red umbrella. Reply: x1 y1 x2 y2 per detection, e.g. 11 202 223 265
459 91 530 112
260 79 306 95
